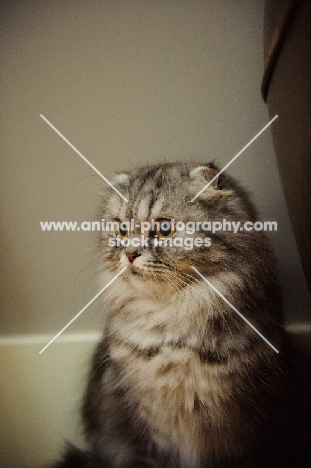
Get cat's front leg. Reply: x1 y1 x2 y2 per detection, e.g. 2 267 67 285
82 338 157 467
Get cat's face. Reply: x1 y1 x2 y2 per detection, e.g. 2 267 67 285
101 162 259 297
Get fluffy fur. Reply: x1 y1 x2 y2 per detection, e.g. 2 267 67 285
54 162 299 467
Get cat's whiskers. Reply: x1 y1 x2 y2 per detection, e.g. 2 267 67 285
152 270 167 298
152 267 184 297
162 274 183 295
174 270 225 327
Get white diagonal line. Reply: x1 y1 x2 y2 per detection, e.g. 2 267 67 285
191 266 279 353
39 266 128 354
190 115 278 202
40 114 129 203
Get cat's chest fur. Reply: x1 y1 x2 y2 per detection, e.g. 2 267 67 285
107 289 243 465
110 339 217 465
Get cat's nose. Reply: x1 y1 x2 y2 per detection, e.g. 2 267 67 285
126 252 141 263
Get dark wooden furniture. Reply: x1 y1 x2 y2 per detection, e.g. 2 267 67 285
262 0 311 295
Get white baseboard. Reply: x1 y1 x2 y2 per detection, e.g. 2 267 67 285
0 331 102 346
1 323 310 349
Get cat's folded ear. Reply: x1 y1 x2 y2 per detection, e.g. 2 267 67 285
111 173 130 185
190 165 219 187
189 165 232 200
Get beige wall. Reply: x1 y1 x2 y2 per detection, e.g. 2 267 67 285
1 1 311 467
0 336 98 467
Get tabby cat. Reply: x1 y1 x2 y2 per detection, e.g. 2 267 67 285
54 162 298 468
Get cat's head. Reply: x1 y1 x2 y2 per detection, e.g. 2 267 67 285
100 162 263 297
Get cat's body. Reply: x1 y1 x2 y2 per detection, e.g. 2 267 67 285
54 162 300 467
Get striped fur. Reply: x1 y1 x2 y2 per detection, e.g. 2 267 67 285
78 163 287 466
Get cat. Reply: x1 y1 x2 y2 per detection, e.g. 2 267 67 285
53 161 302 468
